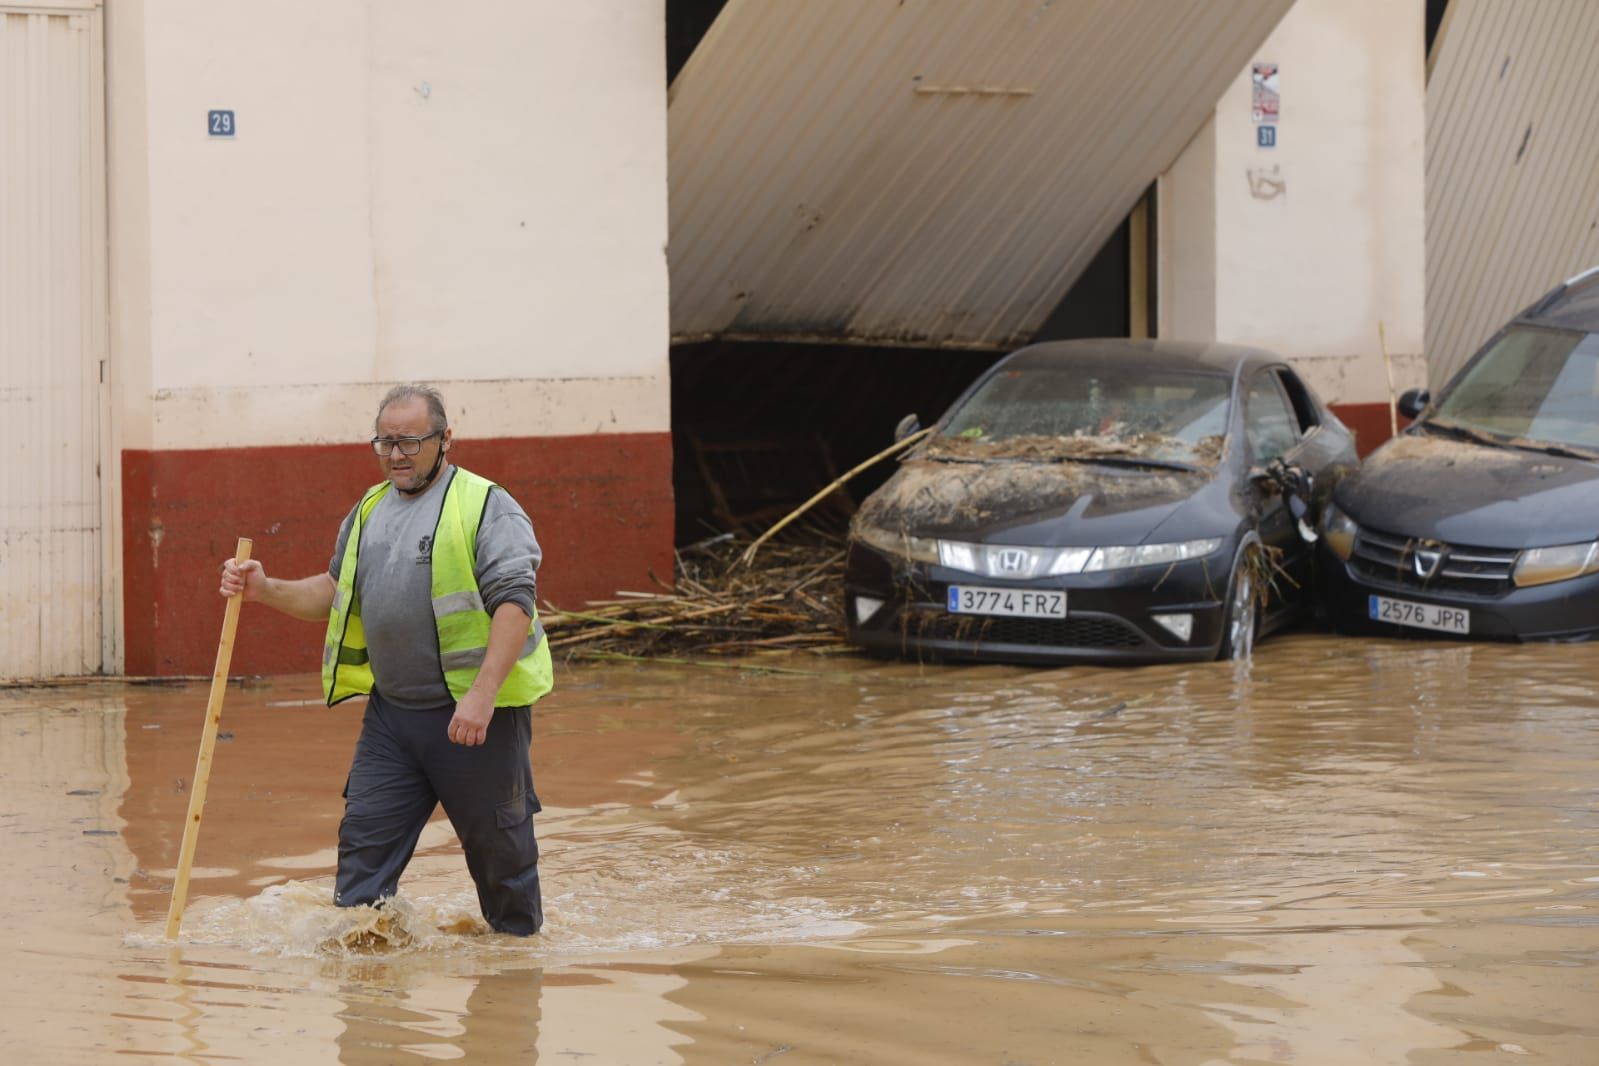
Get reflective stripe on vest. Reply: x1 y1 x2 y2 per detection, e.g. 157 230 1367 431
439 621 546 673
322 466 554 708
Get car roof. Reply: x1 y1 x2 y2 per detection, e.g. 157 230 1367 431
999 337 1283 377
1520 266 1599 333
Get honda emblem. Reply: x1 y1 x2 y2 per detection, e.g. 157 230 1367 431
996 549 1028 574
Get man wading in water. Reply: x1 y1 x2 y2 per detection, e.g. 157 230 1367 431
219 384 552 934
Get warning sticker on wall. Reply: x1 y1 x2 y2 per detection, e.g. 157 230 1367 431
1251 63 1279 124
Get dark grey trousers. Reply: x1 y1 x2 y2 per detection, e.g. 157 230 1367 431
336 689 543 935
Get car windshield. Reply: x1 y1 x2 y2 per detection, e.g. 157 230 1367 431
1431 326 1599 450
931 362 1230 466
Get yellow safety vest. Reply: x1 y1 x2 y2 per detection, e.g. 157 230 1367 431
322 466 554 708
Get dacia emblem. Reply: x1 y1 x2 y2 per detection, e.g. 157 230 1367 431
1412 548 1444 580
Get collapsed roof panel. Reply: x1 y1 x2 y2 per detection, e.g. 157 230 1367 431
668 0 1291 349
1425 0 1599 386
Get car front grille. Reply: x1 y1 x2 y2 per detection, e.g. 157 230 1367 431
901 611 1147 649
1349 526 1517 598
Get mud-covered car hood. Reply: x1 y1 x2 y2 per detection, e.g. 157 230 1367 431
852 458 1223 546
1336 432 1599 548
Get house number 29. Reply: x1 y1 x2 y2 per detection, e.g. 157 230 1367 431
208 110 236 138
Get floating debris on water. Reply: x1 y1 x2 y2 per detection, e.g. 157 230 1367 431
320 904 416 954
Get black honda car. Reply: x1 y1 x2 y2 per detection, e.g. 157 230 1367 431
1319 268 1599 641
844 339 1357 664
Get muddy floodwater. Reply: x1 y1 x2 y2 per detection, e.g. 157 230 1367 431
3 634 1597 1064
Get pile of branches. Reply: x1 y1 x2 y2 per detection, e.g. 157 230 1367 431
540 526 851 665
540 428 926 666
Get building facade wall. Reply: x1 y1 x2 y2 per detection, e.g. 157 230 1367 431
105 0 672 675
1160 0 1427 453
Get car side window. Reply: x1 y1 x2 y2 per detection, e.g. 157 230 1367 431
1274 368 1321 435
1246 372 1300 463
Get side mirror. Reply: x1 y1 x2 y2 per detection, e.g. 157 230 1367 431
1252 458 1313 497
1252 459 1319 542
893 413 922 443
1397 387 1430 421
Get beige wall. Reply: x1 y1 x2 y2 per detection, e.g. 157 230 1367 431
107 0 669 450
1159 0 1426 407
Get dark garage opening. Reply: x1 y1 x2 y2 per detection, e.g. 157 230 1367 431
667 0 731 84
670 342 998 544
669 215 1138 545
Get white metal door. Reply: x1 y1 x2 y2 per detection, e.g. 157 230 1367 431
0 6 109 679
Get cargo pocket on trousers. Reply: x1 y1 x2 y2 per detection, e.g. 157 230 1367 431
496 791 542 865
495 791 541 828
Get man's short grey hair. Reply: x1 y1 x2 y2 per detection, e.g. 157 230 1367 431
376 384 448 433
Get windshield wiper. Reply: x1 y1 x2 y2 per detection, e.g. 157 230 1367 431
1422 419 1508 447
1504 439 1599 462
1425 420 1599 461
1058 454 1201 472
922 447 1201 471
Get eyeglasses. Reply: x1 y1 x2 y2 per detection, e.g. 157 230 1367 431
370 430 443 456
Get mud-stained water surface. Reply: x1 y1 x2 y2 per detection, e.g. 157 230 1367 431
4 635 1598 1064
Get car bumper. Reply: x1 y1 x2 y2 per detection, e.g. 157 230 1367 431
843 541 1235 665
1317 545 1599 642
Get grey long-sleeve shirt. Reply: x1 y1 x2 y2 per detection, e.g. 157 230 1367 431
329 465 541 709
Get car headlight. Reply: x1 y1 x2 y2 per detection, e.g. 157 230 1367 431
1512 540 1599 588
1081 538 1223 573
935 541 1093 578
1044 547 1094 576
852 524 939 563
938 540 980 573
1321 502 1358 561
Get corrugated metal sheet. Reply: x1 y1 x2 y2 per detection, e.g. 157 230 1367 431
0 8 108 679
668 0 1291 349
1426 0 1599 385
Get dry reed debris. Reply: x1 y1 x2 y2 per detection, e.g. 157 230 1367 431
541 525 851 662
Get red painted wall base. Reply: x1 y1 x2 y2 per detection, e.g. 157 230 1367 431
122 433 675 677
1329 401 1407 458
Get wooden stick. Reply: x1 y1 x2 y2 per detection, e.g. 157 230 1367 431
1378 320 1399 440
165 536 252 940
740 426 934 566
